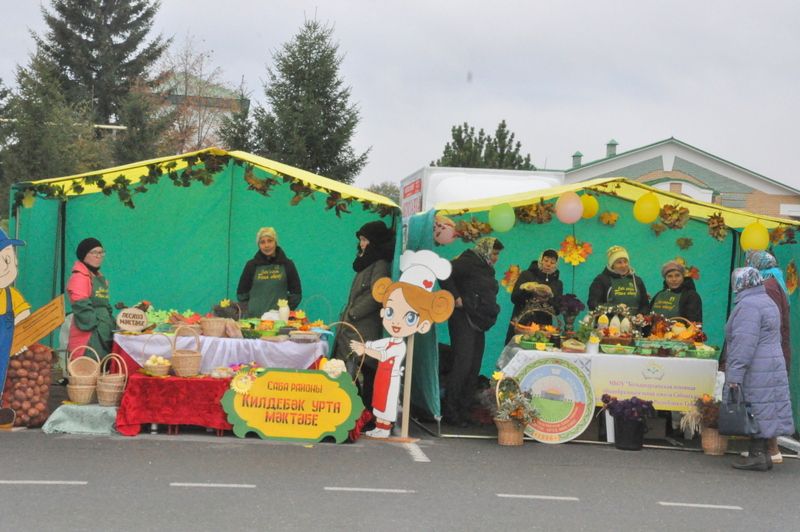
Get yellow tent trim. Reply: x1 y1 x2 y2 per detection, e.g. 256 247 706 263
434 177 800 229
231 151 398 207
23 147 398 208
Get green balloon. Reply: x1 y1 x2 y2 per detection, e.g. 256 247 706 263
489 203 515 232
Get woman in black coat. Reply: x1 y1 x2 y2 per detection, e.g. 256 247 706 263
440 237 503 427
505 248 563 344
649 260 702 323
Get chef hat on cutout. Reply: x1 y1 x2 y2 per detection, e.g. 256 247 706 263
398 250 451 291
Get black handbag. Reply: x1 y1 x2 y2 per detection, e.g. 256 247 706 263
718 385 759 436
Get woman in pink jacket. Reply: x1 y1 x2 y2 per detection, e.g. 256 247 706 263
67 238 114 360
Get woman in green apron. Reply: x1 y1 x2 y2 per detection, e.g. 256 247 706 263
649 260 702 322
66 238 114 359
587 245 650 315
237 227 302 319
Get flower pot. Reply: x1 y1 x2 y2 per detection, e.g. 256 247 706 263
494 418 525 446
613 417 645 451
700 427 728 455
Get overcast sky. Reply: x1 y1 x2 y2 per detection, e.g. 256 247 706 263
2 1 799 189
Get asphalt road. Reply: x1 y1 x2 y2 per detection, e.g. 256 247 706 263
0 427 797 532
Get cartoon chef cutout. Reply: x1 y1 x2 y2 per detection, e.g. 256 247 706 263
350 250 455 438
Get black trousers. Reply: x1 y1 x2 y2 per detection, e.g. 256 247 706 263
443 309 485 421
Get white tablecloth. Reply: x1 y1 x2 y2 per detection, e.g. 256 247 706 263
114 333 327 373
500 346 718 412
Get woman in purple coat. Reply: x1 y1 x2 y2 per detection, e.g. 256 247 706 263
725 267 794 471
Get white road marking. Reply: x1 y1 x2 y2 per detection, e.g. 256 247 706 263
403 442 430 462
497 494 580 501
170 482 256 489
658 502 742 510
324 487 416 494
0 480 87 485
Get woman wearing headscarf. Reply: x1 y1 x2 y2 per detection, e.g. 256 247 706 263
237 227 302 319
745 250 791 464
587 245 649 315
440 237 504 427
505 248 563 344
725 267 794 471
649 260 703 323
334 220 395 410
66 238 114 359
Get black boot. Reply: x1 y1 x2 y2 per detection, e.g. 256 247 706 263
732 438 771 471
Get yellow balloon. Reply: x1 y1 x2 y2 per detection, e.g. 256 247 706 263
580 194 599 219
740 221 769 251
633 192 660 224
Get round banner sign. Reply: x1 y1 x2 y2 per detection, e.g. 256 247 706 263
517 357 594 444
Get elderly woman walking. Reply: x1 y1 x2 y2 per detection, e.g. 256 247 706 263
725 267 794 471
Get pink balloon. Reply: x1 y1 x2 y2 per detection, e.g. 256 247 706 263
434 215 458 245
555 191 584 224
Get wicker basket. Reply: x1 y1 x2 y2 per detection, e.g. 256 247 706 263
172 326 202 377
96 354 128 406
200 317 227 337
701 427 728 456
494 418 525 446
67 384 96 404
142 333 173 376
67 346 101 386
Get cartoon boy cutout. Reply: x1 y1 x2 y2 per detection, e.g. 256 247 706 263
0 229 30 401
350 250 455 438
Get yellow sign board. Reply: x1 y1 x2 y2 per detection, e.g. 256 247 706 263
591 355 718 411
11 295 65 356
221 369 364 442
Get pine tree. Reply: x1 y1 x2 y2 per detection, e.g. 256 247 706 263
0 53 112 214
35 0 169 124
252 19 368 184
217 87 253 152
433 120 535 170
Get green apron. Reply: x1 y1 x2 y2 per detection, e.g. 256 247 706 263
72 274 114 357
246 263 288 318
607 276 641 313
651 289 681 318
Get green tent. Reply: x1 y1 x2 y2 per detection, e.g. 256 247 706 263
10 148 399 341
406 177 800 426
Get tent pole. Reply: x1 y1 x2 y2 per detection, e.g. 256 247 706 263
400 334 415 438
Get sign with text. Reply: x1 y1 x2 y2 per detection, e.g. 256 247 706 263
221 369 364 442
591 355 717 411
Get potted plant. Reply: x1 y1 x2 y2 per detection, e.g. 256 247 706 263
680 394 727 455
600 394 655 451
560 294 585 332
492 373 537 446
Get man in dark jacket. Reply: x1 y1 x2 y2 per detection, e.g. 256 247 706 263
505 249 563 344
440 237 503 427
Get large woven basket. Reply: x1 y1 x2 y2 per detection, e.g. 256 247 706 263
701 427 728 456
96 354 128 406
494 418 525 446
67 346 101 386
200 317 227 337
67 384 95 404
172 326 202 377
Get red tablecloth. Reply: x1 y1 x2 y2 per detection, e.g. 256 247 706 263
116 372 233 436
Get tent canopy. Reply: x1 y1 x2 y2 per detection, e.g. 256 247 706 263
435 177 800 229
11 148 399 337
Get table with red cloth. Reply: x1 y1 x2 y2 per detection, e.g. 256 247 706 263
116 372 233 436
111 333 326 436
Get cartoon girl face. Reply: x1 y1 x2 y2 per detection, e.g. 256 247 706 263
380 287 431 338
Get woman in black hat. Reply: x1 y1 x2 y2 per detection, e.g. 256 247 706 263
334 221 395 409
66 238 114 359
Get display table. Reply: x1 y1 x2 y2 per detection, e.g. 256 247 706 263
112 333 327 436
500 346 718 412
112 332 327 373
